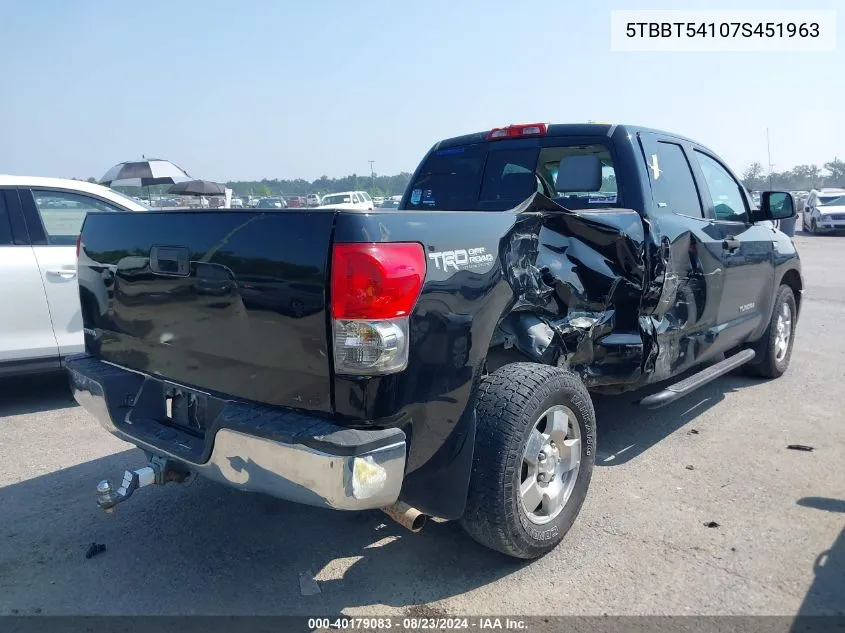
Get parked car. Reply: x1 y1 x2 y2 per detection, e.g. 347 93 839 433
316 190 374 211
0 176 147 377
377 198 400 209
306 193 322 207
255 197 286 209
801 188 845 233
68 123 801 560
229 197 244 208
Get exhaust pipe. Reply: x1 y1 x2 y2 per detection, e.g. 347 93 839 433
381 501 426 533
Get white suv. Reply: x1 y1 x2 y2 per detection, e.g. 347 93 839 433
0 176 146 377
316 191 374 211
802 188 845 234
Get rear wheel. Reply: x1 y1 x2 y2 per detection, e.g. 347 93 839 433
460 363 595 559
746 284 797 379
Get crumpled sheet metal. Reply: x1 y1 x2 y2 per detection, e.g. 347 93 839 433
491 193 718 388
639 215 720 383
495 193 654 386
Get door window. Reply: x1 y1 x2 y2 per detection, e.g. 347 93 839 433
31 190 125 246
0 191 13 245
693 151 748 222
646 142 704 218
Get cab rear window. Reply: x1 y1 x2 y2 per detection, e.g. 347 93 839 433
404 141 620 211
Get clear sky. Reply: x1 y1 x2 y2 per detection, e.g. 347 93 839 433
0 0 842 182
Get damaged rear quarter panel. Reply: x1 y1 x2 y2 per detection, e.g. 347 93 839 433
497 194 650 386
331 197 657 516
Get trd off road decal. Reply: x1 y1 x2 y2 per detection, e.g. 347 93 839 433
428 246 495 272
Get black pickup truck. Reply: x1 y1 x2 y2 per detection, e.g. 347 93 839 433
68 123 802 560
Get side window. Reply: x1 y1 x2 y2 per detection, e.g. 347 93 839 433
362 192 372 202
693 151 748 222
31 190 124 246
647 141 703 218
352 193 361 204
0 189 15 246
0 191 13 245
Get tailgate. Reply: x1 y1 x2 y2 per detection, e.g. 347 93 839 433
78 210 336 412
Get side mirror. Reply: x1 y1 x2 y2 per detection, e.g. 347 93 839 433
759 191 796 222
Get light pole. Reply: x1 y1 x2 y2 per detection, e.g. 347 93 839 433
369 160 375 194
766 128 774 191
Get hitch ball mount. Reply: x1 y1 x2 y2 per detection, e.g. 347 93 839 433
95 456 193 513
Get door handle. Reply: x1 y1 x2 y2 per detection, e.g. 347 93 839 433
46 268 77 279
722 238 741 252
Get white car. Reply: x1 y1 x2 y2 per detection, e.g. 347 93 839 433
316 191 374 211
306 193 322 207
802 188 845 234
0 175 147 377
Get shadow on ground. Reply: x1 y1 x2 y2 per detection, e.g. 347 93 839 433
0 373 76 417
0 366 776 616
795 497 845 617
592 370 762 466
0 446 525 615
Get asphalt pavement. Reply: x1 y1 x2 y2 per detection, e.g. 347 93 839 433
0 231 843 617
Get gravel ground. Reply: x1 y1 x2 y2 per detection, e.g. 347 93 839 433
0 232 843 617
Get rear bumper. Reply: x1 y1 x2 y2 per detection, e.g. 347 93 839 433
66 355 406 511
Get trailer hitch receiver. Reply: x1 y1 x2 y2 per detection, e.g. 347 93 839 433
95 456 192 513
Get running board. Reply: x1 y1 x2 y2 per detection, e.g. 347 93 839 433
638 349 756 410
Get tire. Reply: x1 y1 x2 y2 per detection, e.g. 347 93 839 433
746 284 797 379
459 363 596 559
810 218 818 234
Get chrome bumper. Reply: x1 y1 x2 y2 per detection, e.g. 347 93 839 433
68 356 406 511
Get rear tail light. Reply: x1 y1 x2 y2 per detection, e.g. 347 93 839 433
488 123 548 140
330 242 426 375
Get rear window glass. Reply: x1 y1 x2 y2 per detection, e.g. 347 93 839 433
323 194 352 205
404 145 488 211
405 141 620 211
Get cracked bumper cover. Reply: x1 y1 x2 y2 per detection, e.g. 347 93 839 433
67 355 407 511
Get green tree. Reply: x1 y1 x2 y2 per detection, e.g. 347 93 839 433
824 159 845 187
741 162 766 190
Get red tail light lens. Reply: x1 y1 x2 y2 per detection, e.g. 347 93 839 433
76 234 81 258
331 243 426 320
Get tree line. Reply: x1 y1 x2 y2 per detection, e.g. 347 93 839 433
741 158 845 191
82 155 845 200
220 172 415 199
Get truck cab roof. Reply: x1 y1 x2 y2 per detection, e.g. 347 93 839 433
433 123 716 155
